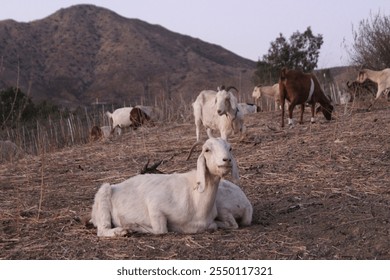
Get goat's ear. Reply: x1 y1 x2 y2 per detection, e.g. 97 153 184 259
217 85 225 91
229 92 238 110
231 155 239 182
195 152 206 193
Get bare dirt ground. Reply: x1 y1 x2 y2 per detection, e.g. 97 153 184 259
1 101 390 260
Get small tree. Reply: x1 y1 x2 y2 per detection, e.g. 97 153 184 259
253 27 323 85
350 12 390 69
0 87 35 128
0 87 62 129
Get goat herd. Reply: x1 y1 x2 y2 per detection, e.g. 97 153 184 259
89 67 390 237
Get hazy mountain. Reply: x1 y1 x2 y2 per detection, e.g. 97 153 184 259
0 4 256 107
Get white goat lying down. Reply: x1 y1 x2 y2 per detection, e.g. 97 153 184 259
216 180 253 229
192 86 246 141
237 103 259 115
90 137 239 236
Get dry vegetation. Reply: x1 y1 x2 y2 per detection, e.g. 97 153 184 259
1 100 390 260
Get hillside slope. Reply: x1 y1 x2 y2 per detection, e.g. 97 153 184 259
0 4 256 107
1 103 389 259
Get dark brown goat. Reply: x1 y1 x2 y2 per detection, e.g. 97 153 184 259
279 68 333 127
90 126 103 141
346 80 377 102
129 107 150 130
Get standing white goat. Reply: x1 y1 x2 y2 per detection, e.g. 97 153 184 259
215 179 253 229
357 68 390 108
90 137 239 236
105 107 133 135
192 86 245 141
252 83 282 110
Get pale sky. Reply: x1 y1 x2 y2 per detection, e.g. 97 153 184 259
1 0 389 68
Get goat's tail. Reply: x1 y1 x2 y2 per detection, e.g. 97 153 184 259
90 183 113 230
105 111 112 117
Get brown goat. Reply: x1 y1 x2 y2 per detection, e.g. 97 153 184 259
129 107 150 130
90 126 103 141
279 68 333 127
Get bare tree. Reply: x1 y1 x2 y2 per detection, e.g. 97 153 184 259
350 12 390 69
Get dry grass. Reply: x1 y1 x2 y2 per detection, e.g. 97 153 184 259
1 100 390 260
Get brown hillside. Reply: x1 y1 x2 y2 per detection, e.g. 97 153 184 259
0 4 256 107
1 101 390 259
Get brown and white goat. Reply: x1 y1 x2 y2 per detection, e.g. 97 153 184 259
90 126 103 141
279 68 333 127
356 68 390 108
129 107 150 130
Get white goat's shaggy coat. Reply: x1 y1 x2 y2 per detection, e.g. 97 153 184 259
216 180 253 229
90 137 239 236
192 87 245 141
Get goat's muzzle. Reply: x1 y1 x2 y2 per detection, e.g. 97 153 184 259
218 162 232 176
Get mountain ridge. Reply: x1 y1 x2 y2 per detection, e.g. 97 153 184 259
0 4 256 107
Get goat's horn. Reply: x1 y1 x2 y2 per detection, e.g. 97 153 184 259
149 160 163 170
217 85 226 91
226 86 238 92
186 141 203 161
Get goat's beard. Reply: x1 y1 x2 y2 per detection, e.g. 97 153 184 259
218 166 232 177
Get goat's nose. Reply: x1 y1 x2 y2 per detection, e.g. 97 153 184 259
217 110 222 115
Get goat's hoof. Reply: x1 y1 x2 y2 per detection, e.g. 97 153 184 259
114 227 128 236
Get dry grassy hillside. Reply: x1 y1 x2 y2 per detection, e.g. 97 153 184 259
1 100 389 259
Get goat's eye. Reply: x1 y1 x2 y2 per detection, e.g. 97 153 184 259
205 148 210 153
229 147 232 152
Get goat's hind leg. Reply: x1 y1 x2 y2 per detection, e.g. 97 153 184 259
287 102 296 127
149 212 169 234
216 210 239 229
91 183 128 237
299 103 305 124
310 103 316 123
369 87 385 110
97 226 128 237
